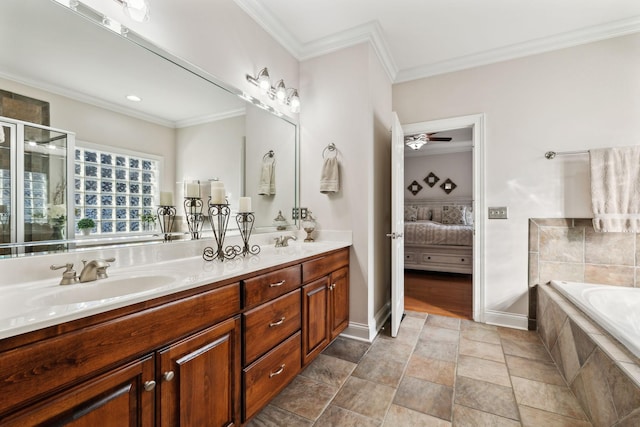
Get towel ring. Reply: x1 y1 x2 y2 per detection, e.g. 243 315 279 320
322 143 337 159
263 150 276 164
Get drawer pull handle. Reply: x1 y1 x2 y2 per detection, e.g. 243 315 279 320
163 371 175 382
269 280 286 288
461 258 465 262
143 380 156 392
269 364 285 378
269 317 285 327
427 256 431 260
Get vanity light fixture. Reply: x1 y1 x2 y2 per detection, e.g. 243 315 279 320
114 0 150 23
246 67 301 113
126 94 142 102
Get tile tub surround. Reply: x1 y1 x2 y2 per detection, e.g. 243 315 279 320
528 218 640 288
537 283 640 426
248 312 590 426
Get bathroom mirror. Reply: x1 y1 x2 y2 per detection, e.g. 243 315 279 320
0 0 298 257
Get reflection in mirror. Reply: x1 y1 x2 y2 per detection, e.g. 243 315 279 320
0 0 298 258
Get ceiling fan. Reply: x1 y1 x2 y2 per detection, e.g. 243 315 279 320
405 132 452 150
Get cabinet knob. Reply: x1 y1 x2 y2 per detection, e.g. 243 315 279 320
163 371 175 382
143 380 156 392
269 364 285 378
269 317 285 327
461 258 465 262
269 280 286 288
329 283 336 290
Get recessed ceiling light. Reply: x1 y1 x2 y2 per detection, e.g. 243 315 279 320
126 94 142 102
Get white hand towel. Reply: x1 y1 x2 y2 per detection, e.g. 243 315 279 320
258 159 276 195
320 157 339 193
590 145 640 232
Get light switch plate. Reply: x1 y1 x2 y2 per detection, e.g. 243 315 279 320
488 206 508 219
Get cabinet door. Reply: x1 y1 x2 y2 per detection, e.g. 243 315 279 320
302 277 330 366
0 356 155 426
158 316 241 427
330 266 350 340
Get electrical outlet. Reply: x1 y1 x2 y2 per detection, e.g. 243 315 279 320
300 207 308 220
291 208 299 220
488 207 508 219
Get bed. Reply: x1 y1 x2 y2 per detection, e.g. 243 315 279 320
404 198 473 274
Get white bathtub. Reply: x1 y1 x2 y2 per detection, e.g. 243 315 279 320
550 280 640 359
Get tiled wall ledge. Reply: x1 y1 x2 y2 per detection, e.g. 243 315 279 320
529 218 640 288
537 283 640 426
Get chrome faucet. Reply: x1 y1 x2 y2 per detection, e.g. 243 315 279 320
78 257 116 283
274 235 297 247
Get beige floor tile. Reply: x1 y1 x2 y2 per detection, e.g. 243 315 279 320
405 353 456 387
460 326 501 345
519 405 592 427
506 354 566 386
380 322 421 346
401 315 427 330
269 376 337 420
352 353 406 388
394 376 453 421
459 337 505 362
457 354 511 387
367 334 415 363
413 338 458 363
426 314 461 330
454 376 520 421
383 404 452 427
300 354 356 387
501 336 553 362
405 310 428 320
461 319 497 332
452 404 521 427
313 405 381 427
511 376 588 420
420 324 460 343
497 326 542 344
332 377 396 421
322 337 371 364
245 404 314 427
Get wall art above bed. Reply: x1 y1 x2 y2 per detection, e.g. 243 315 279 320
407 180 423 195
440 178 457 194
424 172 440 187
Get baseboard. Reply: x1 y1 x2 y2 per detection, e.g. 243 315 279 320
484 309 528 330
341 303 391 343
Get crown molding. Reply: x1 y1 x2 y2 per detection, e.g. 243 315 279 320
395 15 640 83
174 108 246 128
233 0 397 81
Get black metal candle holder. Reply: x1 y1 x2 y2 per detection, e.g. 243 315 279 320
228 212 260 257
157 206 176 242
183 197 204 240
202 202 236 261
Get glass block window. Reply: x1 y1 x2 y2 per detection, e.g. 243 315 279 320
74 146 159 234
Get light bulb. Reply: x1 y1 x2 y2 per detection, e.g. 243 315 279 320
123 0 149 22
275 80 287 103
288 90 300 113
257 68 271 93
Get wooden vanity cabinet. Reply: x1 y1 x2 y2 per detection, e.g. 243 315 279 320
301 248 350 366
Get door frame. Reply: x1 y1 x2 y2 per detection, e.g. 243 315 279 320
401 113 485 322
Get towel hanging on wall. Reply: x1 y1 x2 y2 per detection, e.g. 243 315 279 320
258 150 276 195
320 143 339 193
590 145 640 232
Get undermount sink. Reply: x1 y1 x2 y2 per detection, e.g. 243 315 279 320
31 274 177 306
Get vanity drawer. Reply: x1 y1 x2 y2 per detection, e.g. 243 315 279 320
243 289 301 365
421 253 472 266
302 248 349 283
243 265 301 308
243 331 301 421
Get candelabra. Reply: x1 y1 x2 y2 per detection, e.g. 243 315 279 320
202 202 236 261
156 205 176 242
183 197 204 240
228 212 260 257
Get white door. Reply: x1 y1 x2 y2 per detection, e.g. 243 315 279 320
390 113 405 337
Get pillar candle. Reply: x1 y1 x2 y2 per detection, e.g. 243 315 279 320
210 182 225 199
160 191 173 206
185 182 200 198
211 188 226 204
239 197 252 213
210 181 224 189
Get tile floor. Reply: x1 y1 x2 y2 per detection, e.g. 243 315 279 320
247 311 593 426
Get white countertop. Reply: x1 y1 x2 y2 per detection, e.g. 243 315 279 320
0 234 351 340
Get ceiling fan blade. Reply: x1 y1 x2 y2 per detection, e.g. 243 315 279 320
427 137 452 142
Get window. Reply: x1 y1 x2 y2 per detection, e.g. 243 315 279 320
74 144 159 234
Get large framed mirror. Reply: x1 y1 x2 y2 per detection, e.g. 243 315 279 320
0 0 299 258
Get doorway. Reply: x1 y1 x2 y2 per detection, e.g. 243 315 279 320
400 114 485 322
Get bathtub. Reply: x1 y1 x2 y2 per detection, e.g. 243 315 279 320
550 280 640 359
